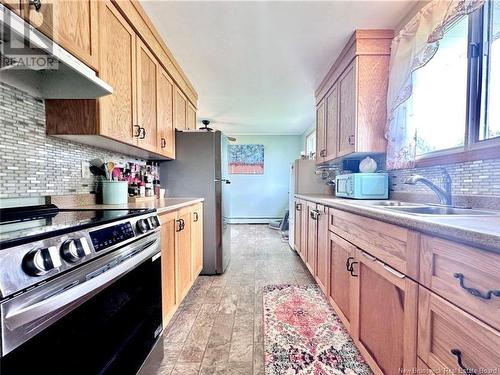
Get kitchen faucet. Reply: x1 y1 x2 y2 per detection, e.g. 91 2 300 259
404 169 452 206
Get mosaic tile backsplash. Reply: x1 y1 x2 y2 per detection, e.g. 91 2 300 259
0 83 145 198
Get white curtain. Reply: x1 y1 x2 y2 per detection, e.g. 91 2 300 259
385 0 485 170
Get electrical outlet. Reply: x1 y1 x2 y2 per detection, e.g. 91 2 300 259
81 161 91 178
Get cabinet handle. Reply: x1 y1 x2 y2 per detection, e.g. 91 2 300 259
453 273 500 300
361 251 376 261
133 124 141 138
381 262 405 279
193 212 199 222
180 219 185 231
175 219 182 232
161 138 166 148
450 349 475 375
295 203 302 211
319 149 326 157
139 127 146 139
346 256 358 276
310 209 320 220
29 0 41 11
348 135 355 146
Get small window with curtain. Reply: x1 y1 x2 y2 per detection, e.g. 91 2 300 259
385 0 499 170
306 131 316 159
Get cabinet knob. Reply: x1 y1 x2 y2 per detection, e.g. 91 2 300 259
193 212 199 222
133 125 141 138
319 149 326 157
348 135 355 146
29 0 41 11
161 138 166 148
139 127 146 139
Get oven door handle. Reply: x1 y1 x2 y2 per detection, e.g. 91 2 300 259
4 238 160 330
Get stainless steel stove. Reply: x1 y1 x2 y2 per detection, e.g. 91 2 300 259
0 204 163 375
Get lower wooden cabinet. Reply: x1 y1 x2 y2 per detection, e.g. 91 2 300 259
300 200 308 263
418 287 500 374
351 248 418 375
159 211 178 326
315 205 329 293
191 203 203 279
328 231 355 330
293 199 303 255
306 201 318 275
159 203 203 326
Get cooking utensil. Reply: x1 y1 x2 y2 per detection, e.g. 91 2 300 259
105 161 115 181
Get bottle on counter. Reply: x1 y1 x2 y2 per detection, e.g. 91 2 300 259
139 181 146 197
154 179 161 199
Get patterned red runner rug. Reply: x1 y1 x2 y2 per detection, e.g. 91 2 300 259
263 284 373 375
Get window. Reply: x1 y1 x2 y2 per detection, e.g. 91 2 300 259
306 130 316 158
408 3 500 160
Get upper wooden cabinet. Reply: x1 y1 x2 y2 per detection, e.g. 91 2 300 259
174 87 187 130
19 0 99 70
315 30 393 163
187 102 197 130
157 68 175 159
37 0 197 159
98 0 136 146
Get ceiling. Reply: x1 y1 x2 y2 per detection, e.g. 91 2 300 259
141 1 415 135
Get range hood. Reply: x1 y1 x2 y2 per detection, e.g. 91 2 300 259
0 4 112 99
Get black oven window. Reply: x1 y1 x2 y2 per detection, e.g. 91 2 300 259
1 256 162 375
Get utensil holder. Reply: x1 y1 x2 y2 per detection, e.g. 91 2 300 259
102 181 128 204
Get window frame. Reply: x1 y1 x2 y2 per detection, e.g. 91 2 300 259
415 4 500 167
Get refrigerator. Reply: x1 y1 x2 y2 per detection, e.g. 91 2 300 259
161 131 231 275
288 159 326 249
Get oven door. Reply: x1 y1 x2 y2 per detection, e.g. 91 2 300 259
0 233 162 375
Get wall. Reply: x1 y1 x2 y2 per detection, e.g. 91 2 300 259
0 82 145 199
227 135 302 223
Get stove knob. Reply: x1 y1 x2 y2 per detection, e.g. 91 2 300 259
61 237 91 263
148 216 159 229
136 219 149 234
22 246 62 276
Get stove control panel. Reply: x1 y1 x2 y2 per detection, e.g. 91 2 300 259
90 222 135 252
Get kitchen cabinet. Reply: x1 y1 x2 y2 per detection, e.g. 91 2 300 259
159 211 178 326
187 102 197 130
300 200 308 263
42 0 197 159
176 207 192 302
315 30 392 163
157 67 175 158
21 0 99 70
191 203 203 279
174 87 187 130
315 100 326 164
306 201 317 275
136 37 159 153
158 202 203 326
328 231 355 330
293 200 303 255
350 247 418 375
418 287 500 374
1 0 22 15
315 205 329 293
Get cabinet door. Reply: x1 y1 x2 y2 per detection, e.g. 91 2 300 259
160 211 177 326
306 202 317 275
315 100 326 164
328 232 355 331
324 84 339 161
176 208 192 302
351 248 418 375
418 288 500 374
136 38 158 153
98 0 136 146
157 68 175 158
174 87 187 130
2 0 22 15
338 62 357 157
191 203 203 279
294 200 303 254
24 0 99 69
299 199 308 263
186 102 196 130
315 205 329 293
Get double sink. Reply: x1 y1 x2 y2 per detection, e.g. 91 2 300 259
356 200 499 217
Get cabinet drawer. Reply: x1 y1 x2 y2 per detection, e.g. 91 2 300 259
328 208 419 278
420 235 500 331
418 287 500 374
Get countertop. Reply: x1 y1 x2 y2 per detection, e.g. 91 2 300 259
60 197 204 214
295 194 500 253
